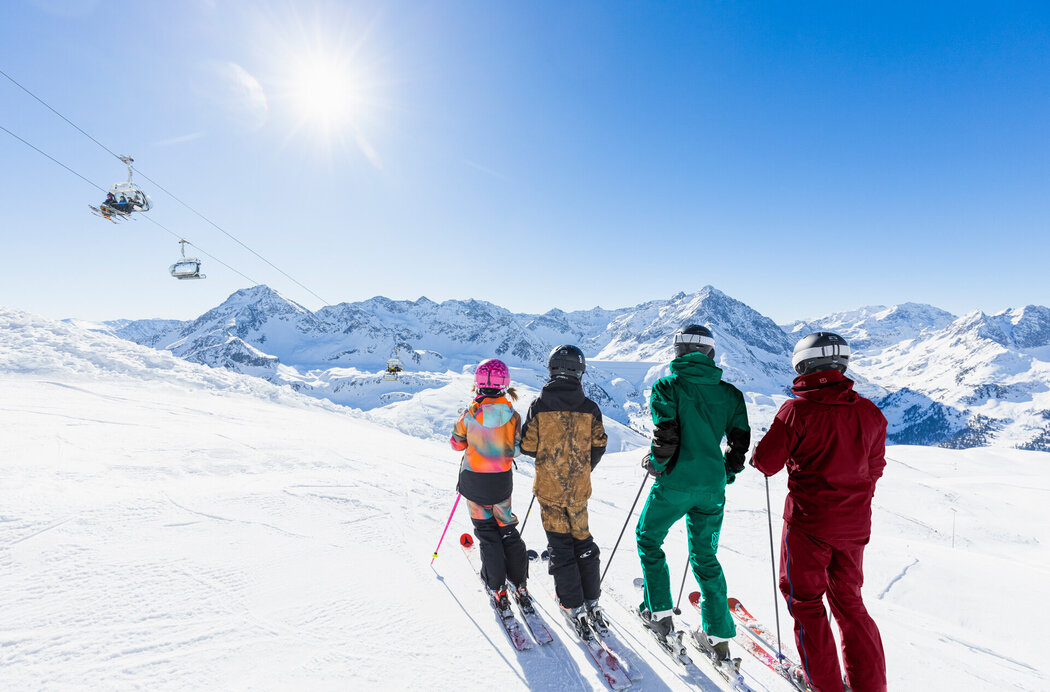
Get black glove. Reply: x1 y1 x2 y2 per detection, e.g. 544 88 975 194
641 453 663 477
725 449 745 475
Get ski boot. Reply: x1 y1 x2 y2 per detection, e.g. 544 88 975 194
510 583 535 615
639 607 688 657
638 607 673 639
490 586 514 619
691 629 743 679
787 667 809 691
562 604 594 641
585 598 610 636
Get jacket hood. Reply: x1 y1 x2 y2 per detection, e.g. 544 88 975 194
470 395 516 428
791 369 859 405
669 352 724 385
540 376 587 407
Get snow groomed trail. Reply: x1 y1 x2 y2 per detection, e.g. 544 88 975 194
1 310 1048 690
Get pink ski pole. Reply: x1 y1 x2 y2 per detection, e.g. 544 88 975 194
431 493 462 564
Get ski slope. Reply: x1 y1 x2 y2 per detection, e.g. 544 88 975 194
1 308 1047 690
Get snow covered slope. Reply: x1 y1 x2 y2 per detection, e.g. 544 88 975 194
2 308 1047 690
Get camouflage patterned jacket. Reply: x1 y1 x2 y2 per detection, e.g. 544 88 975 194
520 377 608 507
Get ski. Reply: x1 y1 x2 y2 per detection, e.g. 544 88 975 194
725 597 812 692
587 608 645 682
88 205 121 223
529 551 633 689
509 585 555 645
613 578 736 690
459 533 533 651
685 593 757 692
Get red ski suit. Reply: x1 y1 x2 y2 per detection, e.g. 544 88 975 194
752 370 887 692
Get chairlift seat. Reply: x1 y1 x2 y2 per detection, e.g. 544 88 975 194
170 259 205 280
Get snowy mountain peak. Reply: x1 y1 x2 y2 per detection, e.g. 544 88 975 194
950 305 1050 351
101 286 1050 451
785 302 957 352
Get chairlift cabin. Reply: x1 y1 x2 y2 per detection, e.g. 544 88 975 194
383 358 404 381
104 156 152 213
170 239 206 280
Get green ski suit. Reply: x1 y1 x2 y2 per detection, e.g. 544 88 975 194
635 351 750 639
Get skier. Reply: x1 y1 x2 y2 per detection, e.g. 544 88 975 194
520 345 608 639
450 358 531 617
635 325 750 662
751 332 887 692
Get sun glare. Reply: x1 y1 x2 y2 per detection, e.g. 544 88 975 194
289 53 362 134
259 5 387 166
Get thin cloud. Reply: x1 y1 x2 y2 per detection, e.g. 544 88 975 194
153 132 206 147
201 60 269 131
463 159 509 182
354 131 382 170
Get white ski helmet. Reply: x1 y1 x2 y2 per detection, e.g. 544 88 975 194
792 332 850 375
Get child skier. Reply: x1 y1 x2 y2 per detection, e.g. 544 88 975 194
451 358 531 616
636 325 750 662
520 345 608 639
752 332 887 692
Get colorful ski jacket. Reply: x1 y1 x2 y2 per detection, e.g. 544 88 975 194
451 394 522 505
647 352 750 493
520 377 607 508
752 369 887 542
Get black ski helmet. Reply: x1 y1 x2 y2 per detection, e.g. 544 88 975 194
792 332 850 375
674 324 715 359
547 344 586 379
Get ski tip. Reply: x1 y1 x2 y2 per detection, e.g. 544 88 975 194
526 549 539 560
540 549 549 560
727 597 741 608
459 533 474 547
632 577 645 589
688 591 702 607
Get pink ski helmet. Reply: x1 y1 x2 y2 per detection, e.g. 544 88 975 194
474 358 510 391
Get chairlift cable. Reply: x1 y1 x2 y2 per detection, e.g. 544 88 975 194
0 67 331 307
0 123 107 193
0 122 259 286
129 167 331 305
0 68 125 162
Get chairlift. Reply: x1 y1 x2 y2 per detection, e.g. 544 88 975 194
383 357 404 381
92 155 152 220
170 239 206 280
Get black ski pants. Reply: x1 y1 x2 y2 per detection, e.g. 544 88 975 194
471 517 529 590
545 531 601 609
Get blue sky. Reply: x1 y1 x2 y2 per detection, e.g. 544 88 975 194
2 1 1047 323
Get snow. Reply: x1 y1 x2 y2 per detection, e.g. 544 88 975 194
2 308 1048 690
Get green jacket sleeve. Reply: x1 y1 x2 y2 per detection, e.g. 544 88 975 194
648 377 679 472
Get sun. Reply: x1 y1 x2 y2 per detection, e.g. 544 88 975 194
288 52 363 135
259 5 388 166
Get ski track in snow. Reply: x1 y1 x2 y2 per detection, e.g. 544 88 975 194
877 557 919 600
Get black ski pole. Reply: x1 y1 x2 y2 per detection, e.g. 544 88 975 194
600 473 650 585
519 494 536 535
765 474 785 662
673 559 690 615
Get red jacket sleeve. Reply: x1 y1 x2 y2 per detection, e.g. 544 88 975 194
752 402 799 477
867 404 888 485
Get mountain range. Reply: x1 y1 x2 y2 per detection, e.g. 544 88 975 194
94 286 1050 451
